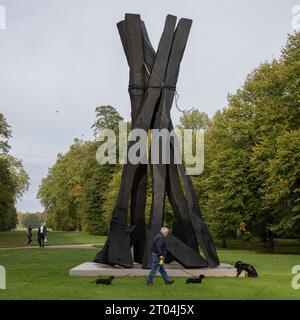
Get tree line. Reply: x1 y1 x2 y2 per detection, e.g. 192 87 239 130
36 32 299 250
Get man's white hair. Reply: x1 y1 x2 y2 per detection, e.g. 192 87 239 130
160 227 169 234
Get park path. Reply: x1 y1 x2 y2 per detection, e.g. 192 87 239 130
0 243 98 250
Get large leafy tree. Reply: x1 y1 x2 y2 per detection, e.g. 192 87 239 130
178 109 210 130
0 113 29 230
0 158 17 230
92 105 124 137
194 32 300 249
263 130 300 237
0 113 11 154
38 140 85 231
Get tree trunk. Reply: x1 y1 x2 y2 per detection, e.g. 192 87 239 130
76 213 81 232
221 239 227 248
267 230 274 252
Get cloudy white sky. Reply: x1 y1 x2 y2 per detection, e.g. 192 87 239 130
0 0 298 212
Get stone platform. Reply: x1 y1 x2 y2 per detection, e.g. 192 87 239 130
69 262 244 277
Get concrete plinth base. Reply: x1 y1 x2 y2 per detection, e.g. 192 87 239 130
69 262 244 277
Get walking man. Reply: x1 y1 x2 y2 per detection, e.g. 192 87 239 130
146 227 174 285
27 225 33 246
37 221 47 248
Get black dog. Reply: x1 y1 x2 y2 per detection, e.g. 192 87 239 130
94 276 115 285
186 274 205 284
235 261 258 278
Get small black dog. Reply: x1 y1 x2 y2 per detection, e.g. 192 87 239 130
186 274 205 284
94 276 115 285
235 261 258 278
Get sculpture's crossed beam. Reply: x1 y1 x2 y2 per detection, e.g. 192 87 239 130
94 14 220 269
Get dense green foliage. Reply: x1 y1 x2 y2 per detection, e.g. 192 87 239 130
0 114 29 231
0 113 11 153
92 105 124 137
194 33 300 248
178 109 210 130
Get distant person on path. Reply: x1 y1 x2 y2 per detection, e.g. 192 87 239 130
37 221 47 248
146 227 174 285
27 225 33 246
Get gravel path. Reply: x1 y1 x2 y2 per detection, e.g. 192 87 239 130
0 243 99 250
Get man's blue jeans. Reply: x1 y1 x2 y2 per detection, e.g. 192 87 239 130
147 253 171 284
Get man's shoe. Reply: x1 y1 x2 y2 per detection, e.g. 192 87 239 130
146 283 153 286
165 280 174 285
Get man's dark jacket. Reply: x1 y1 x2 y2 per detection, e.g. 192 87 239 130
152 232 167 257
37 226 47 236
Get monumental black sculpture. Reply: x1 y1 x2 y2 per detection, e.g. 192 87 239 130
94 14 220 269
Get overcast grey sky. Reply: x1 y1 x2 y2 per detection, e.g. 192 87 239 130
0 0 298 212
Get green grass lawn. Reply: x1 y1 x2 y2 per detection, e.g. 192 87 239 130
214 238 300 255
0 231 106 248
0 232 300 299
